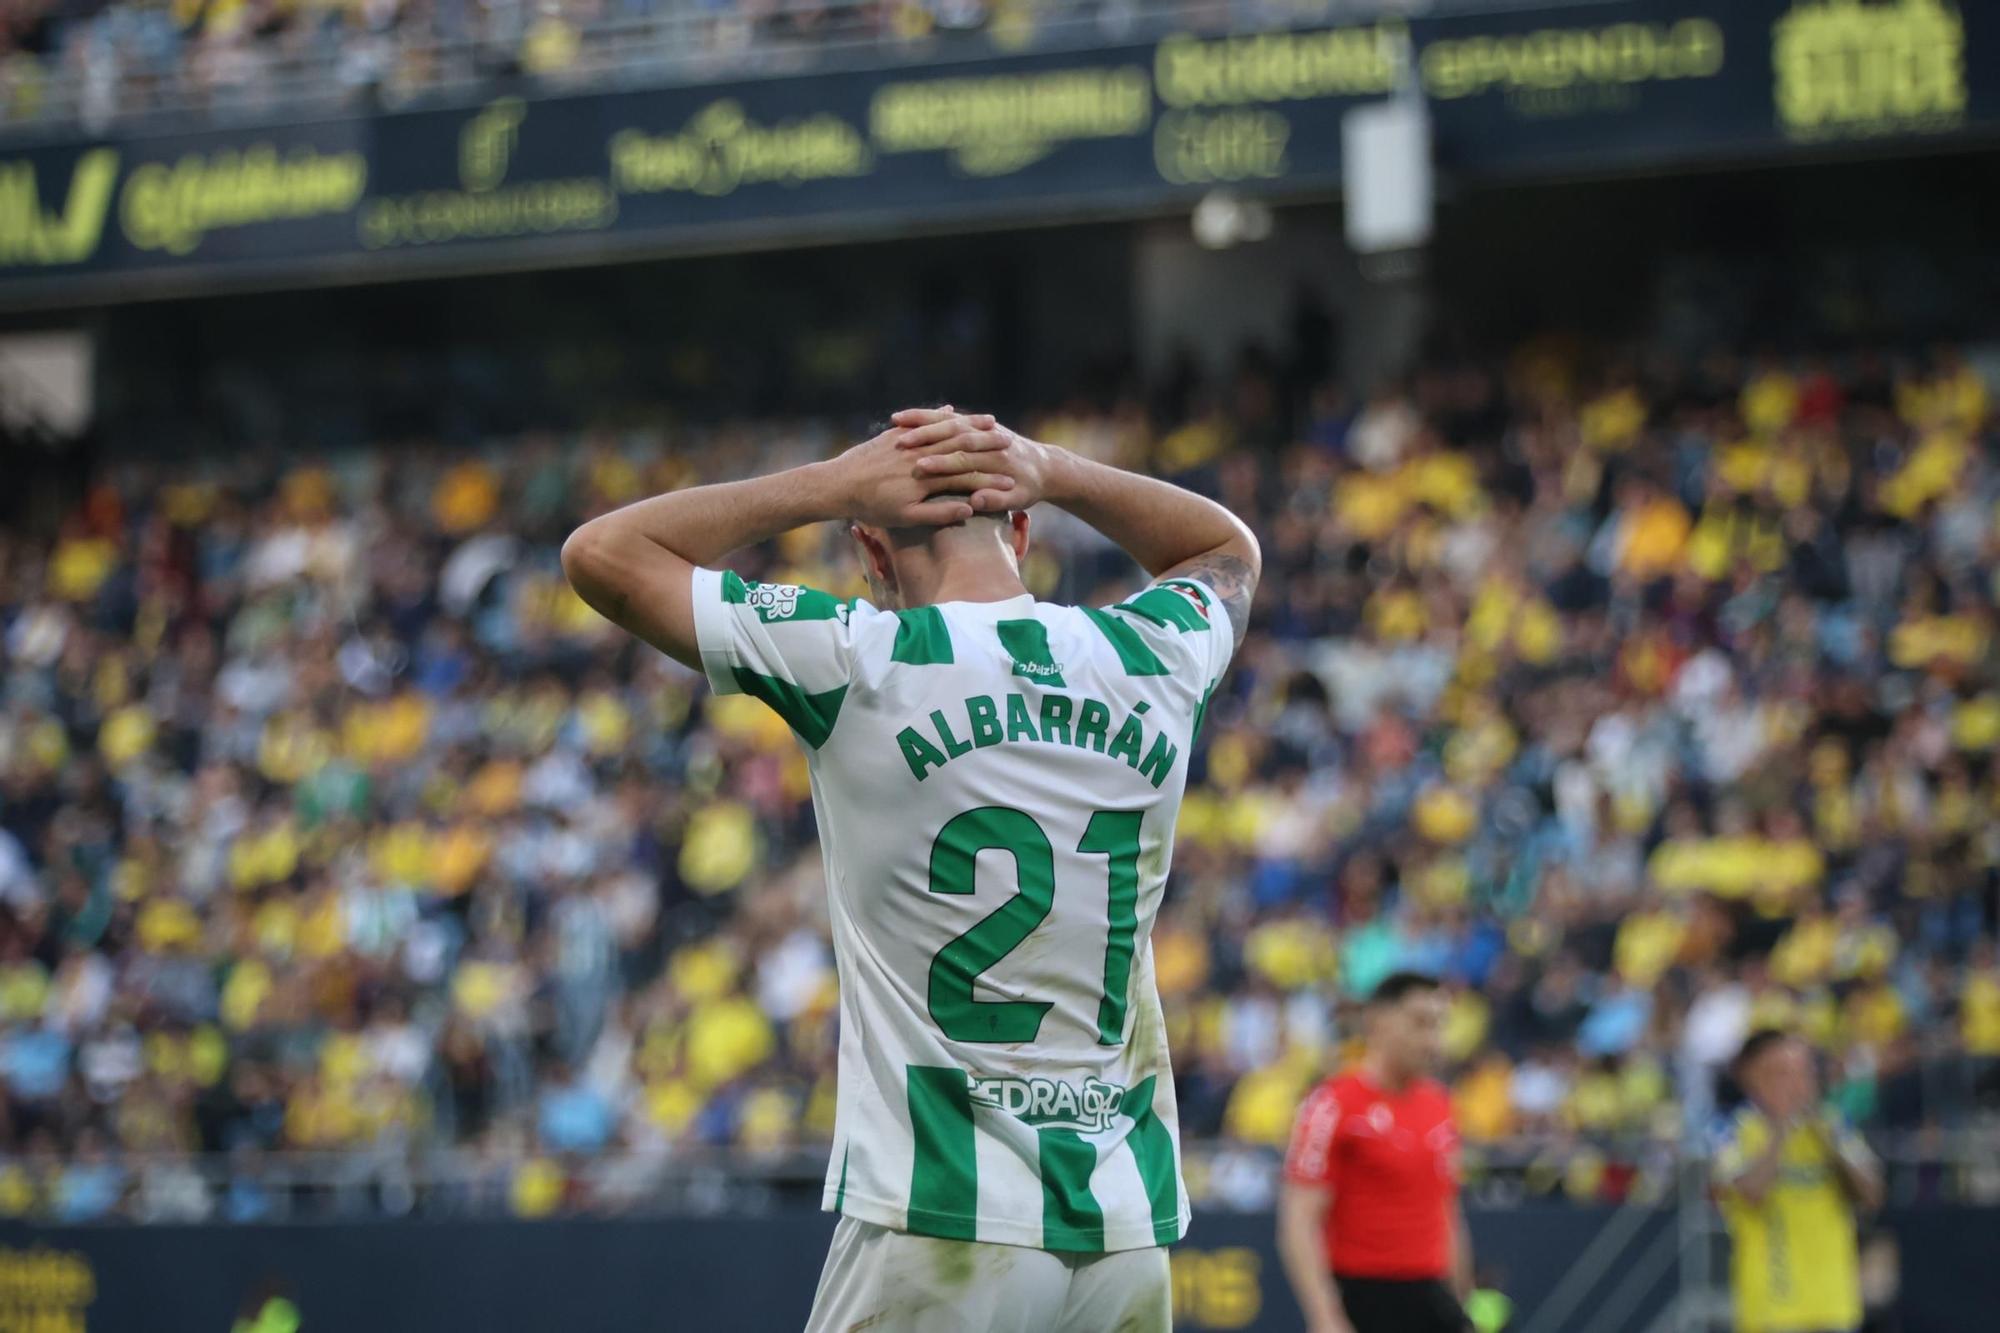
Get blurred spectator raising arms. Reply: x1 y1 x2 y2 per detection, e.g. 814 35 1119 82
1712 1030 1882 1333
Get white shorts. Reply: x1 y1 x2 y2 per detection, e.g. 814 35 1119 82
803 1217 1171 1333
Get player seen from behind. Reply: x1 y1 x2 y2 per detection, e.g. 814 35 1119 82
562 408 1260 1332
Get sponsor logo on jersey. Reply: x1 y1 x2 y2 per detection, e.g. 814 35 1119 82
966 1073 1127 1133
744 582 801 619
1013 658 1065 679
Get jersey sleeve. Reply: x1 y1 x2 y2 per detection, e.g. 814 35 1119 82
1283 1082 1345 1187
690 567 856 749
1099 576 1239 693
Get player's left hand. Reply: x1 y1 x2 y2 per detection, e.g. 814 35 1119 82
828 415 1001 527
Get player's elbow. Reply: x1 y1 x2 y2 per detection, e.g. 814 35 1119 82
1207 508 1262 586
1230 520 1264 584
561 520 624 599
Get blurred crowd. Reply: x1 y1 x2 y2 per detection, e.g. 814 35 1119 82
2 341 1999 1223
0 0 1117 128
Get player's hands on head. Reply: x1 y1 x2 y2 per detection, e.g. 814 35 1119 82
829 406 1039 527
830 409 991 528
890 407 1060 514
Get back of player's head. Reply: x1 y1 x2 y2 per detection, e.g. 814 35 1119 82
1368 970 1441 1009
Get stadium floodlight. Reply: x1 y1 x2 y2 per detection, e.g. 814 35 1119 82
1342 32 1434 259
1191 190 1274 251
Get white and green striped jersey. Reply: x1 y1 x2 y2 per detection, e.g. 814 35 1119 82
691 566 1237 1253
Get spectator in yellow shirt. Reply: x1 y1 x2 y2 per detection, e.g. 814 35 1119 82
1610 477 1691 581
1713 1031 1882 1333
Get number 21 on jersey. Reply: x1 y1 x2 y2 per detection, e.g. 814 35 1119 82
926 806 1142 1046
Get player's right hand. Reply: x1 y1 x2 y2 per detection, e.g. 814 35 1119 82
890 408 1062 514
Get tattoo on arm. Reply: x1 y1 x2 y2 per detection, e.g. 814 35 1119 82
1161 550 1256 645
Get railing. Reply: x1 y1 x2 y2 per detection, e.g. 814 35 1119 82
0 0 1616 136
15 1121 1998 1226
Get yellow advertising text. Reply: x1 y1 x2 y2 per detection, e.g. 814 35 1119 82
610 101 870 197
0 150 118 268
121 144 366 255
1774 0 1965 138
871 67 1150 176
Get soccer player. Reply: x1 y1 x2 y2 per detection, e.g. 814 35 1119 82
1713 1030 1882 1333
562 408 1258 1332
1277 972 1472 1333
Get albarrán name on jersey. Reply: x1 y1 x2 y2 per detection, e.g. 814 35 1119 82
895 691 1179 787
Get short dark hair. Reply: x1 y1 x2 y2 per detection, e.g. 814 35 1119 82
1733 1028 1795 1074
1369 971 1441 1007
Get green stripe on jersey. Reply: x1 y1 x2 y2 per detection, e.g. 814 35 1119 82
1122 1076 1182 1246
907 1065 977 1241
1191 680 1217 743
997 619 1066 687
729 668 847 749
834 1143 849 1213
1080 607 1170 677
1080 810 1143 1044
892 606 955 664
1038 1128 1105 1252
1115 585 1210 633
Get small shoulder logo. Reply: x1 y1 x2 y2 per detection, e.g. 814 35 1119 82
1164 582 1211 619
745 582 801 620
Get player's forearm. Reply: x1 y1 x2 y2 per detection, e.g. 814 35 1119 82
1276 1193 1344 1328
1450 1206 1475 1300
1046 452 1259 581
1279 1241 1344 1328
1830 1134 1884 1211
570 463 842 573
562 462 844 657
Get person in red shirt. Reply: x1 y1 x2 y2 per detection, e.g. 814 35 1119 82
1277 972 1472 1333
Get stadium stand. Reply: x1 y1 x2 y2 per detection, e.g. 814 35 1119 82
1 341 1996 1223
0 0 1512 131
0 0 1239 129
